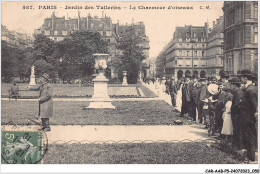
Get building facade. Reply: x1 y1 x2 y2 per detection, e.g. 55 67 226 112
207 16 224 77
164 24 209 80
35 12 150 78
223 1 258 75
2 25 33 49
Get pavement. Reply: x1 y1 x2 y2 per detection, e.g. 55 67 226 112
2 124 214 144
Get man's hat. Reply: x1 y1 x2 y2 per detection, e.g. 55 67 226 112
239 69 255 79
199 73 207 81
185 71 191 78
228 77 241 84
211 77 217 82
220 71 229 78
192 74 199 79
41 73 49 80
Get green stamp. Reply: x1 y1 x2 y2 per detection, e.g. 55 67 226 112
1 131 48 164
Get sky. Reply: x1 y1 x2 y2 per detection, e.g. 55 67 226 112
2 1 224 58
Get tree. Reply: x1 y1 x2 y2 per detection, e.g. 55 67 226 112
116 29 146 84
59 31 108 80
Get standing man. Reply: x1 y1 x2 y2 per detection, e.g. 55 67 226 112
240 70 258 162
229 77 244 150
197 76 208 124
190 74 200 121
169 76 177 107
29 73 53 131
180 72 192 117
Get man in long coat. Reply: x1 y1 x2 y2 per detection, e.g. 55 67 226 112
190 74 200 121
240 70 258 162
169 76 177 107
229 77 244 150
180 73 192 117
30 73 53 131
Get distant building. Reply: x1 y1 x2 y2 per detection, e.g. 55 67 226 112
164 24 209 80
35 12 150 78
149 58 156 78
2 25 33 49
223 1 258 74
207 16 224 77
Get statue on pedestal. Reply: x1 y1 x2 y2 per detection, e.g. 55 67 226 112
122 71 128 85
87 53 115 109
29 66 36 86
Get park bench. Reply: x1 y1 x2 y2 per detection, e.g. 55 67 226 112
8 88 21 100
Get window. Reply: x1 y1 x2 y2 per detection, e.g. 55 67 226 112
45 30 50 35
254 3 258 18
97 31 103 36
186 60 191 66
178 38 182 42
106 31 112 36
90 23 94 29
178 60 183 66
186 32 189 37
202 51 205 57
62 31 67 36
194 51 197 56
179 50 182 56
186 38 190 42
202 44 205 48
254 26 258 43
186 51 190 56
194 44 197 48
193 32 197 37
54 30 58 35
194 60 198 66
179 44 182 47
187 44 190 48
54 37 57 41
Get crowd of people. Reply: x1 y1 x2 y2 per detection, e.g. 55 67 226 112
164 70 258 163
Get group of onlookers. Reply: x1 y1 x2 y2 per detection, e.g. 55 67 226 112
165 70 258 162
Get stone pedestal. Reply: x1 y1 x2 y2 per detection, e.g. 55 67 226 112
122 71 128 86
87 54 115 109
29 66 36 86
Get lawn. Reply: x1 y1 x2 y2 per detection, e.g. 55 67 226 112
1 83 156 98
43 142 243 164
1 100 189 125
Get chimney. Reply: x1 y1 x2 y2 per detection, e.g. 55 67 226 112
51 12 55 30
213 21 215 28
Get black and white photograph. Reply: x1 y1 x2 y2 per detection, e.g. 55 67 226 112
1 0 259 173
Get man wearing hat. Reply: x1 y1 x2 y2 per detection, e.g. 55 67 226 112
239 70 258 162
180 71 192 117
197 74 208 123
220 71 231 93
169 76 177 107
29 73 53 131
190 74 200 121
229 77 244 150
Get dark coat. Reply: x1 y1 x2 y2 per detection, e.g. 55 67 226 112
241 84 258 124
231 88 244 120
190 82 201 104
30 83 53 118
182 81 192 103
198 84 209 101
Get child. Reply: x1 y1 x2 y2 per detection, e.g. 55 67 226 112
221 93 233 144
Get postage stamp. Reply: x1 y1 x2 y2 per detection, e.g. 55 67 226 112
1 129 48 164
